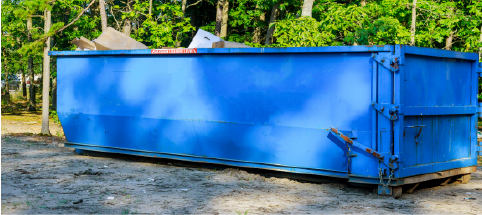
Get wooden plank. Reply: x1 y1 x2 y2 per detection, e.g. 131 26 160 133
401 166 476 185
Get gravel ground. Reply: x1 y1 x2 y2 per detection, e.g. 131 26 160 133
1 118 482 214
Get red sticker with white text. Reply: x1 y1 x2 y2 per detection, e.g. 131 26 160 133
151 48 197 54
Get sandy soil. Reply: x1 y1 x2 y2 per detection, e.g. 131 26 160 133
1 117 482 214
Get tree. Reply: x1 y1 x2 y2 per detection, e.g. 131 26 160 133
27 16 35 111
215 0 223 36
99 0 108 31
41 8 51 135
2 48 10 103
220 0 229 38
265 1 280 45
122 0 133 37
301 0 314 17
252 2 266 44
410 0 417 46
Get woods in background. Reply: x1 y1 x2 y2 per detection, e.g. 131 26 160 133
1 0 482 135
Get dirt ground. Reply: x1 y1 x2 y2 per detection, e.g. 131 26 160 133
2 113 482 214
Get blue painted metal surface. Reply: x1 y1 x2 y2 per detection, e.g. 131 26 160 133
50 45 479 189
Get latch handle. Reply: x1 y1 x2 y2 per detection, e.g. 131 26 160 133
328 127 399 169
405 125 426 145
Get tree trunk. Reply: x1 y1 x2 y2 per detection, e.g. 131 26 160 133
3 48 10 103
99 0 108 31
301 0 314 17
410 0 417 46
182 0 187 13
149 0 153 15
479 25 482 61
52 77 57 110
215 0 223 36
41 9 52 135
361 0 367 7
444 7 454 50
265 2 280 45
21 69 26 97
445 31 454 50
253 3 266 44
27 16 36 111
220 0 229 38
4 70 9 103
122 19 131 37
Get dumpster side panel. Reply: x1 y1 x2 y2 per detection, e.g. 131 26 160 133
57 52 376 175
400 51 478 177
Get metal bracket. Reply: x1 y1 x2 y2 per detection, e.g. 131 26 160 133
372 102 398 121
371 54 400 72
478 62 481 77
329 127 399 169
378 185 393 195
405 125 426 145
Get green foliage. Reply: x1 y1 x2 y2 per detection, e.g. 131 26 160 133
273 17 335 47
49 110 61 125
345 17 411 45
132 3 195 48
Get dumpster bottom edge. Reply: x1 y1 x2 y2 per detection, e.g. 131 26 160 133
65 142 350 179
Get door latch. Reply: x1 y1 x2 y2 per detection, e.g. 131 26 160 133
371 54 400 72
372 102 398 121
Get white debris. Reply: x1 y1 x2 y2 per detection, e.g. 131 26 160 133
188 29 222 48
107 197 114 200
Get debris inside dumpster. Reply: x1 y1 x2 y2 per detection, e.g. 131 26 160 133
94 27 148 50
71 36 96 50
188 29 223 48
71 27 148 51
211 41 251 48
188 29 251 48
72 28 250 50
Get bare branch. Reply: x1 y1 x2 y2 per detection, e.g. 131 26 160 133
57 0 96 33
186 0 203 9
109 4 121 30
25 0 96 46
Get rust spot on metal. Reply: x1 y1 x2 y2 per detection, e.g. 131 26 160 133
365 45 374 47
390 60 399 70
403 130 406 137
330 128 353 144
376 45 385 47
366 148 383 159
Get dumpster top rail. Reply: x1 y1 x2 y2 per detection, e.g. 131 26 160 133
49 45 479 61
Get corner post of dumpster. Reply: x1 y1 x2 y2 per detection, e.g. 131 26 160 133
478 62 482 155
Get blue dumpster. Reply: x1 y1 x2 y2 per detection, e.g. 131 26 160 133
50 45 481 197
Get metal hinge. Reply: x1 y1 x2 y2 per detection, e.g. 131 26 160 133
372 102 398 121
329 127 399 169
371 53 400 72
